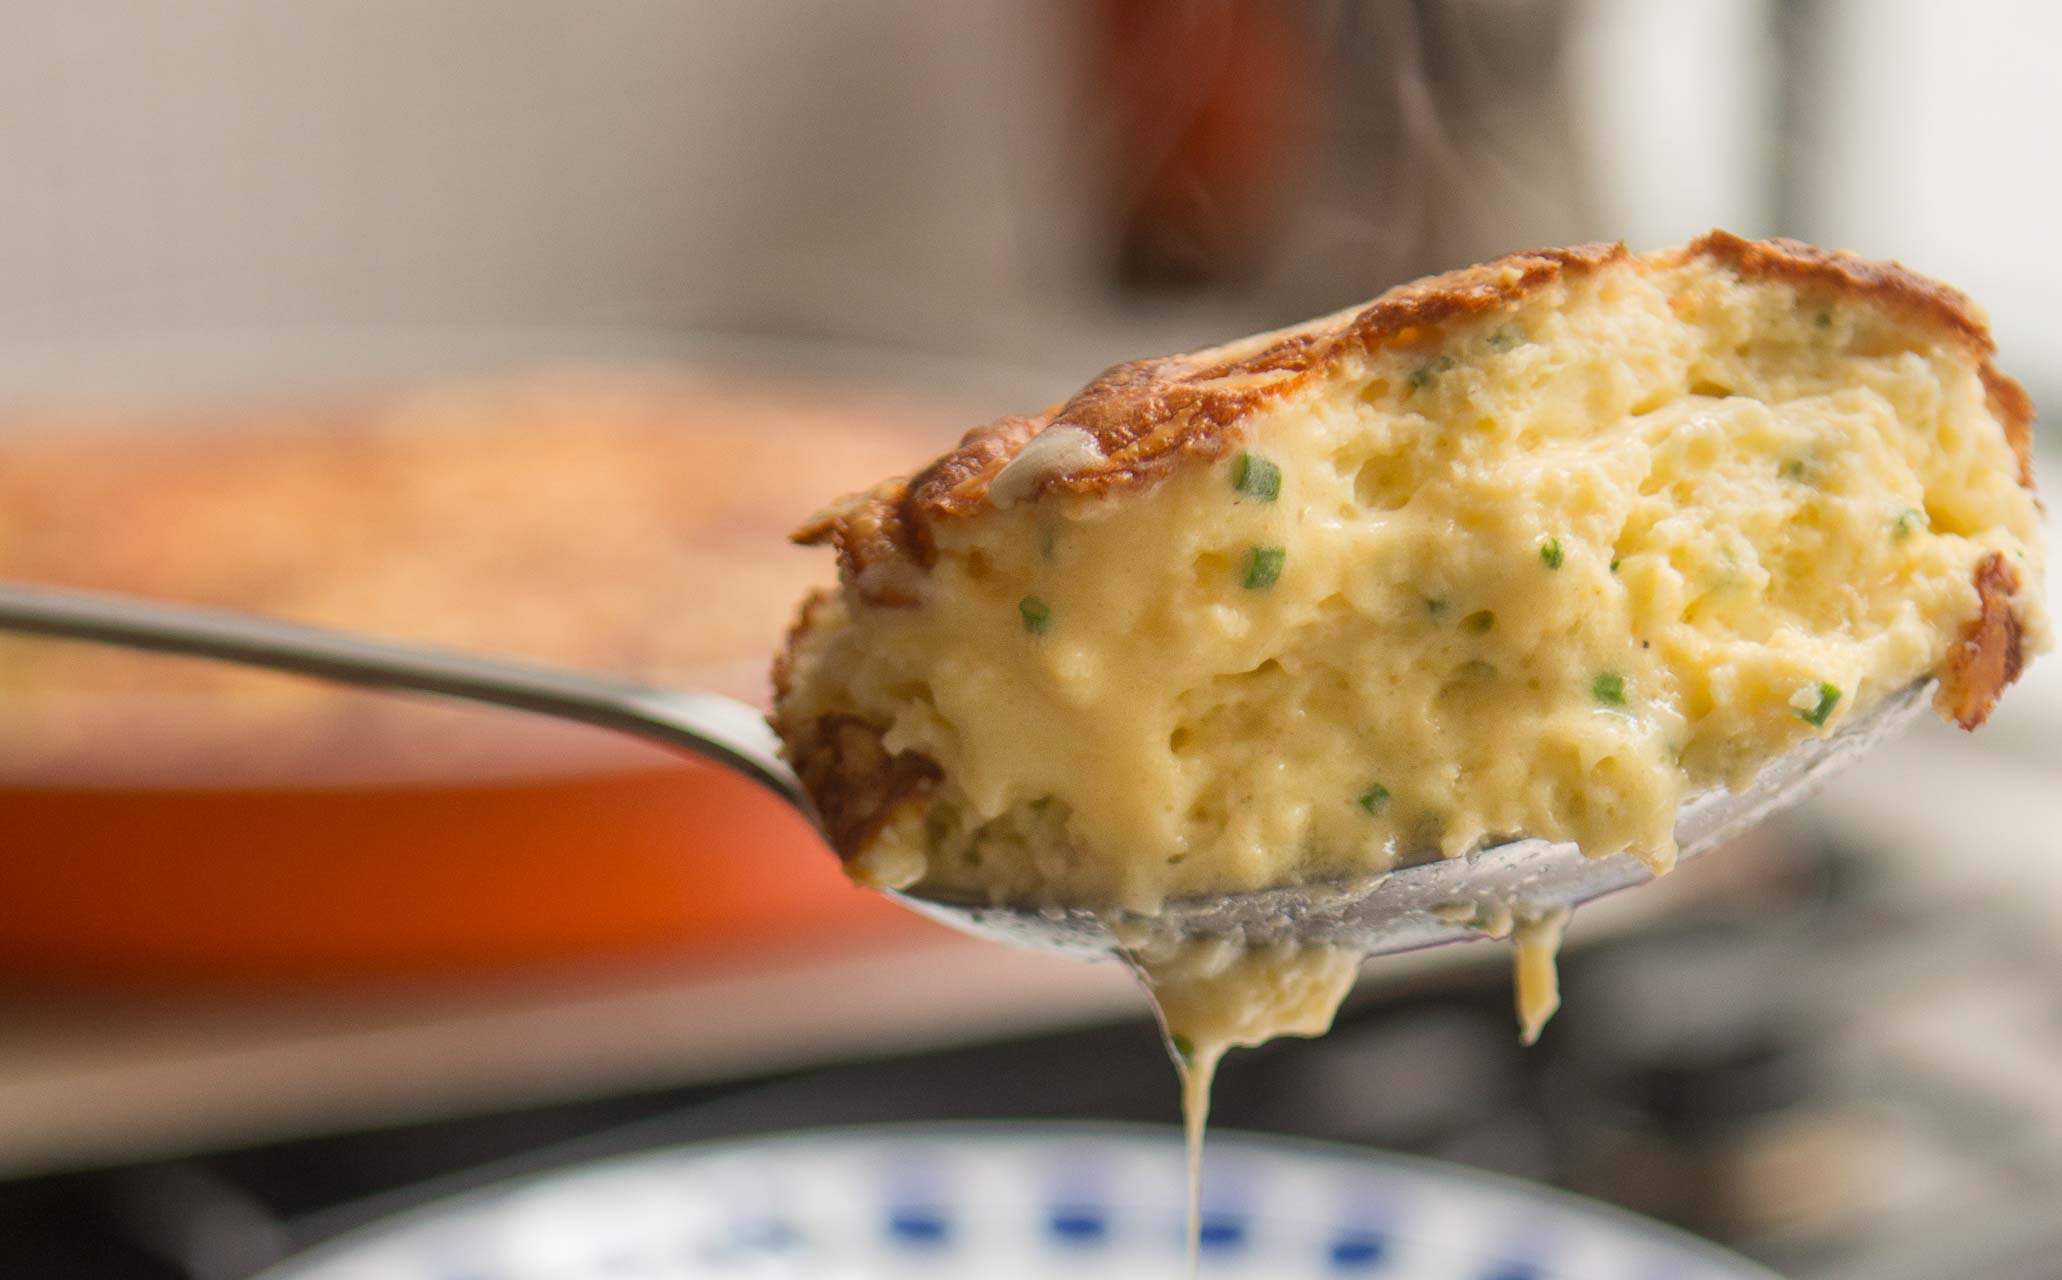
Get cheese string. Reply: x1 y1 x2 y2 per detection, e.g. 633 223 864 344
1175 1037 1223 1279
1125 945 1215 1275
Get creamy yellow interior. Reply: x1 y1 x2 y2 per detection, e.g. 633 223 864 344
786 254 2047 914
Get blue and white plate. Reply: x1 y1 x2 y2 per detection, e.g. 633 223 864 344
265 1124 1778 1279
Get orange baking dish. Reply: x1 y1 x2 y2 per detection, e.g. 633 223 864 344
0 369 965 981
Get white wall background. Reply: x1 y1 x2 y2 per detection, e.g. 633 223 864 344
1 2 2056 407
1567 0 1778 249
0 3 1076 396
1800 0 2062 391
1572 0 2062 405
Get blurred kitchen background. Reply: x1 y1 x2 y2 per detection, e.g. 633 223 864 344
1 2 2058 1277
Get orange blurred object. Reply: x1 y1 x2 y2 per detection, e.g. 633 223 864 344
0 369 965 982
0 760 913 982
1082 0 1325 287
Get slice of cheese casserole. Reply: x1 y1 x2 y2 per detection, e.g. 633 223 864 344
774 233 2047 914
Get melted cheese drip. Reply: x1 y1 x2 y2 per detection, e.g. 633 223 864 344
1430 900 1575 1043
1126 940 1360 1268
1127 916 1569 1266
1513 906 1571 1045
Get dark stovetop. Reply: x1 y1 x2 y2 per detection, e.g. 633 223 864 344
9 830 2062 1280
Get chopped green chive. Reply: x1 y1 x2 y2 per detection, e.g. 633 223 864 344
1018 595 1052 634
1780 459 1808 481
1609 555 1622 573
1357 783 1391 814
1815 309 1833 330
1893 507 1926 539
1425 597 1450 619
1486 329 1518 351
1038 521 1058 562
1243 546 1286 590
1592 673 1627 706
1799 681 1841 727
1539 537 1564 569
1232 451 1282 502
1169 1033 1195 1062
1461 609 1496 635
1405 354 1456 393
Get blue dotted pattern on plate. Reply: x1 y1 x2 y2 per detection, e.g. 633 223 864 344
856 1201 1536 1275
259 1126 1781 1280
1047 1205 1107 1243
886 1206 952 1246
1328 1231 1389 1270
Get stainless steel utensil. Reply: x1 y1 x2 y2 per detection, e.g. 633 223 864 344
0 579 1927 959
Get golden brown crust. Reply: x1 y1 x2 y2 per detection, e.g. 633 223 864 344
772 589 944 860
797 242 1632 598
1683 230 1996 350
1979 364 2038 492
1332 241 1630 358
1937 552 2028 730
797 234 2036 604
767 586 832 715
1687 231 2035 490
783 712 940 859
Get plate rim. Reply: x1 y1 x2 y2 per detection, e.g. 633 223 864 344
258 1119 1783 1280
